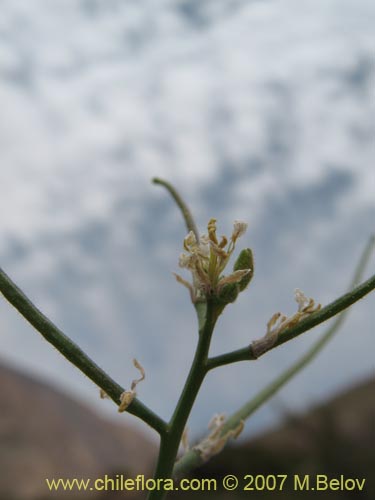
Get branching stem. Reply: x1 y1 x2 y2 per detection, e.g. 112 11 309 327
1 175 373 500
147 299 218 499
174 236 375 475
207 271 375 370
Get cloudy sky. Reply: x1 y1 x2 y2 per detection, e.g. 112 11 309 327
0 0 374 440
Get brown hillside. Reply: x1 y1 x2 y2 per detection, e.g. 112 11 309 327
0 361 156 500
173 377 375 500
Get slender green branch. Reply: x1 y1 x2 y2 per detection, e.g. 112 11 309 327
148 299 218 500
152 177 199 241
174 236 375 475
0 267 167 436
153 177 206 329
207 270 375 370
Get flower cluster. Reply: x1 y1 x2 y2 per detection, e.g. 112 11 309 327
174 218 250 302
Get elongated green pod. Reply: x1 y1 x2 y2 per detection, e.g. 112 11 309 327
233 248 254 291
215 248 254 305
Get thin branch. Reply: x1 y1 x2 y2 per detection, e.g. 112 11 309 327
149 298 218 498
147 300 217 500
207 270 375 370
152 177 199 241
0 267 168 436
174 236 375 475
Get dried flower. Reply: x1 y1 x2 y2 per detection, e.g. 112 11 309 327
118 359 145 413
99 389 109 399
181 427 190 453
252 289 321 358
192 414 244 462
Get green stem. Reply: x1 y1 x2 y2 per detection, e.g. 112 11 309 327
0 267 167 436
174 236 375 475
207 270 375 370
147 299 217 500
152 177 200 241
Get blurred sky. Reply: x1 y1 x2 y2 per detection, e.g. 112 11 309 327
0 0 374 440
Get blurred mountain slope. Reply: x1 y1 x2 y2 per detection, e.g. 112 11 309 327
173 376 375 499
0 361 156 499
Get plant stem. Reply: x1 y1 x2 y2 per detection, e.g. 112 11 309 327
0 267 167 436
147 299 217 500
174 235 375 475
207 271 375 370
152 177 200 241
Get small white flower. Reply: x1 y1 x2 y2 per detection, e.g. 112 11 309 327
183 230 197 250
232 220 248 241
199 234 210 250
174 218 249 302
178 253 194 269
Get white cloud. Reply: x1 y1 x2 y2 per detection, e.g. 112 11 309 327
0 0 374 436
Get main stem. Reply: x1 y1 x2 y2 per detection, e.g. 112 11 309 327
147 300 217 500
